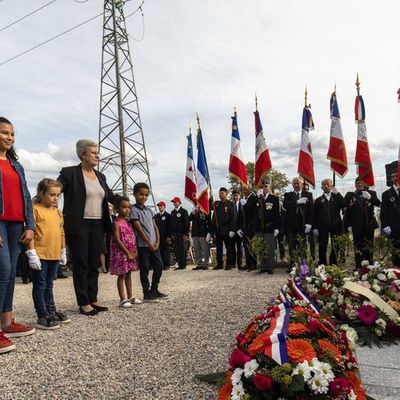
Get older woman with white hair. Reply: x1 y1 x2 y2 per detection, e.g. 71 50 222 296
58 139 115 316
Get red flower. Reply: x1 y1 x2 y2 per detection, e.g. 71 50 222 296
248 332 269 356
229 349 252 369
318 339 341 360
329 377 352 397
327 277 334 285
358 305 378 325
386 321 400 337
318 287 333 297
253 374 273 391
345 371 367 400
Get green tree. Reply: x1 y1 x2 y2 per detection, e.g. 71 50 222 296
227 162 290 195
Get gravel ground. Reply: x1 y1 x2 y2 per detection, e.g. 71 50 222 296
2 267 287 400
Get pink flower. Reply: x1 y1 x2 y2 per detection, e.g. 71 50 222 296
253 374 273 391
358 305 378 325
307 319 324 334
329 377 352 397
357 280 371 289
229 349 252 368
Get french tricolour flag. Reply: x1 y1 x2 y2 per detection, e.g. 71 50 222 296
355 95 374 187
327 93 348 177
297 106 315 188
254 110 272 188
196 127 211 214
263 302 291 365
229 113 248 187
184 133 197 205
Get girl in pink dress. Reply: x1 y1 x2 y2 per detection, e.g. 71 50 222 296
110 196 141 308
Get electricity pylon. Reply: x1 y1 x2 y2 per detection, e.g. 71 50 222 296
98 0 155 206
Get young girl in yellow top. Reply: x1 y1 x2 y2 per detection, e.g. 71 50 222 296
26 178 70 330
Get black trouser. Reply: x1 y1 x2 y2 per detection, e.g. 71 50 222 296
286 229 306 262
138 247 163 293
308 232 315 260
389 231 400 266
66 219 104 307
159 237 170 268
172 233 187 268
233 234 243 267
353 228 374 269
105 231 111 271
318 227 340 266
215 231 234 267
277 232 286 259
243 234 256 268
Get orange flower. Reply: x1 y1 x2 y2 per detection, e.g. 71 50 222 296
286 339 316 363
244 324 257 344
293 305 320 319
217 371 233 400
248 331 269 356
345 371 367 400
288 323 307 336
318 339 341 360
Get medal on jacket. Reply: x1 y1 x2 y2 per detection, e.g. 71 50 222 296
390 197 395 202
265 202 273 210
224 207 227 213
321 198 325 203
161 216 166 221
177 213 181 217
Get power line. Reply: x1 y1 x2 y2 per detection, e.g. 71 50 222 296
0 0 147 68
0 0 57 33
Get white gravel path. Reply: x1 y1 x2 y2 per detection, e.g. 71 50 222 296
2 268 287 400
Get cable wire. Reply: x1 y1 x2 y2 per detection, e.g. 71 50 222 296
0 0 57 33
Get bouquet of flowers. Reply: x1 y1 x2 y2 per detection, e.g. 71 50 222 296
218 304 367 400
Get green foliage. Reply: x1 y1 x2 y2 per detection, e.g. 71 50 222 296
373 235 400 267
247 235 270 267
332 233 353 267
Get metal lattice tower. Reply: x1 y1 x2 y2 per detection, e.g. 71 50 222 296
98 0 155 205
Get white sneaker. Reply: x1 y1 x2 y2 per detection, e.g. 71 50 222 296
119 299 132 308
129 297 142 305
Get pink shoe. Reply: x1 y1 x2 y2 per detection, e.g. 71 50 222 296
0 332 16 354
3 319 35 338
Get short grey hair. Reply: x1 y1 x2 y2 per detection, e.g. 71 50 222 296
76 139 98 160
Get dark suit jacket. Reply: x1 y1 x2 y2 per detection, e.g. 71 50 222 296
211 200 236 235
380 187 400 234
248 193 280 234
344 190 381 232
283 190 313 231
241 193 258 236
57 165 115 236
154 212 170 238
168 208 190 235
314 192 345 230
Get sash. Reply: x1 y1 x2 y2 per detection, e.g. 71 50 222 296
289 278 320 314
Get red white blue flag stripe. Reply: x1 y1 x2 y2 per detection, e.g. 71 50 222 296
185 133 197 205
254 110 272 188
229 113 248 187
327 93 348 177
263 302 291 365
289 278 320 314
196 128 211 214
354 95 366 122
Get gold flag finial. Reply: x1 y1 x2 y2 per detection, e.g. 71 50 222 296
356 73 361 96
255 92 258 111
233 106 237 116
196 113 201 130
305 85 308 107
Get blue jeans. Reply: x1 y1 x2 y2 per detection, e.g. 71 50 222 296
0 221 23 314
32 260 59 318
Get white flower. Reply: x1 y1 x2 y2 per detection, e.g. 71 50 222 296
308 373 329 394
377 273 387 281
387 271 396 280
337 294 344 306
340 324 349 331
348 389 357 400
372 284 381 293
319 362 335 382
243 359 259 378
361 274 368 281
231 368 243 386
292 361 312 381
231 381 245 400
375 318 387 328
375 328 383 337
305 276 312 282
307 357 322 372
345 327 359 349
361 260 370 267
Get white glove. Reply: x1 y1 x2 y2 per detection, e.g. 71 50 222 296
237 229 244 238
26 249 41 270
240 198 247 206
331 187 338 195
206 233 212 242
383 226 392 237
362 191 371 200
257 189 263 196
60 248 67 266
274 229 279 238
304 224 312 234
347 227 352 233
229 231 235 238
313 229 319 236
296 197 308 205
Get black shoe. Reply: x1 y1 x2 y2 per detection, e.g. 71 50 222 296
258 269 268 274
202 266 209 270
50 311 71 324
268 270 274 275
163 266 170 270
174 266 186 270
192 266 203 270
36 316 60 330
79 307 98 316
213 265 223 270
90 304 108 312
143 292 159 302
225 265 233 270
247 266 257 272
151 289 168 299
57 274 68 279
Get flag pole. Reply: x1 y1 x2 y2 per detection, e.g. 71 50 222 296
332 82 336 187
233 105 243 194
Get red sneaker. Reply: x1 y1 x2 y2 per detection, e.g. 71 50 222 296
0 332 16 354
3 319 35 338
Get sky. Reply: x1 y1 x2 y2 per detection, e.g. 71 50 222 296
0 0 399 209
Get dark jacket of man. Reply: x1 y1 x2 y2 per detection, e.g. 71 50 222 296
314 192 345 231
381 186 400 234
190 209 211 237
57 165 115 236
248 193 280 234
283 190 314 232
241 194 258 236
211 200 236 235
344 190 381 232
168 207 190 235
154 211 171 237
